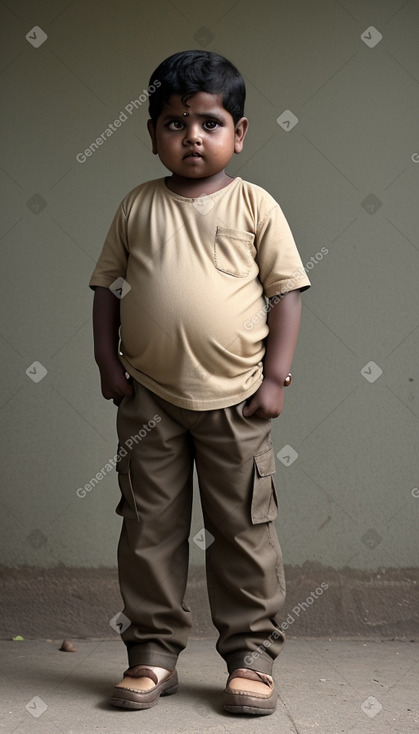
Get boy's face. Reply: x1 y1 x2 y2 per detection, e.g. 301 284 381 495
147 92 248 182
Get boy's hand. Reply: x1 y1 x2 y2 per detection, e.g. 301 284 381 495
242 378 284 420
98 358 134 405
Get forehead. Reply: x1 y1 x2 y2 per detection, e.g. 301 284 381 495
162 91 228 115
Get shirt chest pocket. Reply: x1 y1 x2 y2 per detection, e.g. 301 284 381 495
213 227 255 278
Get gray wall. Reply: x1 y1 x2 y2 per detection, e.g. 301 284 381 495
1 0 418 571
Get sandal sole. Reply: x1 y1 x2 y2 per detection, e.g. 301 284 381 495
224 703 276 715
109 679 178 709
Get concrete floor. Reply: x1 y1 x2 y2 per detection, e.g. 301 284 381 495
1 638 418 734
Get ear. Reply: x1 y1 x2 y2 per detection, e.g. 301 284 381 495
147 119 158 154
234 117 248 154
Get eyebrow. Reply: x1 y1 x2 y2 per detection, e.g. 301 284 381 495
161 111 226 122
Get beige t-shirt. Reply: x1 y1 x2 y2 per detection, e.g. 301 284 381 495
89 177 311 409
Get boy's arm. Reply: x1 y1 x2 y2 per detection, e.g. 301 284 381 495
243 289 302 420
92 286 134 403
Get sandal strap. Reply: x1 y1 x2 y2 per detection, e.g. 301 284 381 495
228 668 273 688
123 665 159 684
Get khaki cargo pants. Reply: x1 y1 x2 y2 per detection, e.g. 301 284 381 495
115 380 286 675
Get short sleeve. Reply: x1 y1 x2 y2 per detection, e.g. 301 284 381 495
255 201 311 298
88 200 129 290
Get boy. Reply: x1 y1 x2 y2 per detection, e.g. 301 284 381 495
90 50 310 716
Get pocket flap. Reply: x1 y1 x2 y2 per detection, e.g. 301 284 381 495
116 449 130 474
115 450 139 521
251 448 278 524
254 448 276 477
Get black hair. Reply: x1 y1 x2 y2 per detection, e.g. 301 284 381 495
148 50 246 125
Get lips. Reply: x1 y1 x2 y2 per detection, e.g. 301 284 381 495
183 151 202 159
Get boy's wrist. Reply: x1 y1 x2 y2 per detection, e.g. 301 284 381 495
94 348 120 368
263 372 292 388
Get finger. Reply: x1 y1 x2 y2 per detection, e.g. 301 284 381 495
243 400 257 417
247 403 272 420
113 389 129 405
123 372 134 394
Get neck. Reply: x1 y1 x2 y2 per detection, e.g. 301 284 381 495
165 171 234 198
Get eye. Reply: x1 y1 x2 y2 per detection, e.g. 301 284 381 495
203 120 219 130
166 120 184 130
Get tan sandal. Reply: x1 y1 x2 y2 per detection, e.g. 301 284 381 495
109 665 178 709
223 668 277 715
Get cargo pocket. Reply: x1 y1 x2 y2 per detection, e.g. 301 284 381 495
214 227 255 277
251 447 278 524
115 451 139 520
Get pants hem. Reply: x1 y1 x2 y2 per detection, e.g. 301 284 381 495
224 649 284 676
126 644 179 670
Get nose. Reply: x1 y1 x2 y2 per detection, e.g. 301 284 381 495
183 123 202 145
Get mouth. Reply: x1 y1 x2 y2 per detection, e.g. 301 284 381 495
183 152 203 159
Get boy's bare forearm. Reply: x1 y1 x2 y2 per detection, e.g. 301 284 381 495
243 289 302 419
92 286 134 402
263 289 302 384
92 286 121 364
